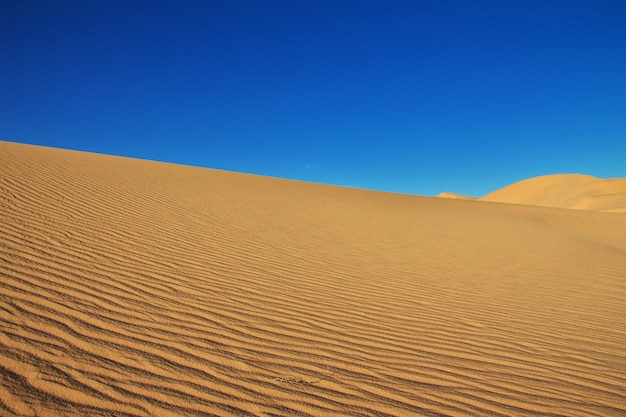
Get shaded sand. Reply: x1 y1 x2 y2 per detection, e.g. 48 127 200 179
481 174 626 213
2 140 626 416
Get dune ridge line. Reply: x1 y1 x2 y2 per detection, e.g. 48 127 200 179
479 173 626 212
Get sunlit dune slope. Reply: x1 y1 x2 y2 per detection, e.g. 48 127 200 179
481 173 626 213
436 192 477 200
2 140 626 416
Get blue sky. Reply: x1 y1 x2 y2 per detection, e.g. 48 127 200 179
2 0 625 196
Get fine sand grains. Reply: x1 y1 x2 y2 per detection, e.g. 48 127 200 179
1 140 626 416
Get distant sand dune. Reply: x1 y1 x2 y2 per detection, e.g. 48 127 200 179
2 140 626 416
480 173 626 213
436 192 477 200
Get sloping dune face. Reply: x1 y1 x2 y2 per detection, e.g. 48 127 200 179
2 141 626 417
481 174 626 213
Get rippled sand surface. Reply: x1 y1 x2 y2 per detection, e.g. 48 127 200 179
2 140 626 416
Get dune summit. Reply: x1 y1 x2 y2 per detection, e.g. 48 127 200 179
479 174 626 213
1 140 626 416
435 192 477 200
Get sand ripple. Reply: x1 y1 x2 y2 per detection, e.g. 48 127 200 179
2 141 626 416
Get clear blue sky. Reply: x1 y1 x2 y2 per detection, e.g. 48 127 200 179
2 1 625 196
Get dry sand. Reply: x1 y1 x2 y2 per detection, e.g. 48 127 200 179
480 174 626 213
1 140 626 416
436 192 477 201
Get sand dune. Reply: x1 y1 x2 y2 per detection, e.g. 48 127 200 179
2 140 626 416
436 192 477 200
480 174 626 213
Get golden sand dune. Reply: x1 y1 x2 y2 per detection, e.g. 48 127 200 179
436 192 477 200
481 174 626 213
1 140 626 416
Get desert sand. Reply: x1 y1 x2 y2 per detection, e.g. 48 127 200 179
1 140 626 416
480 174 626 213
436 192 477 201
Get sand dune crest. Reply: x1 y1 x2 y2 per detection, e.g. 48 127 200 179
480 173 626 212
2 140 626 416
436 192 477 200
